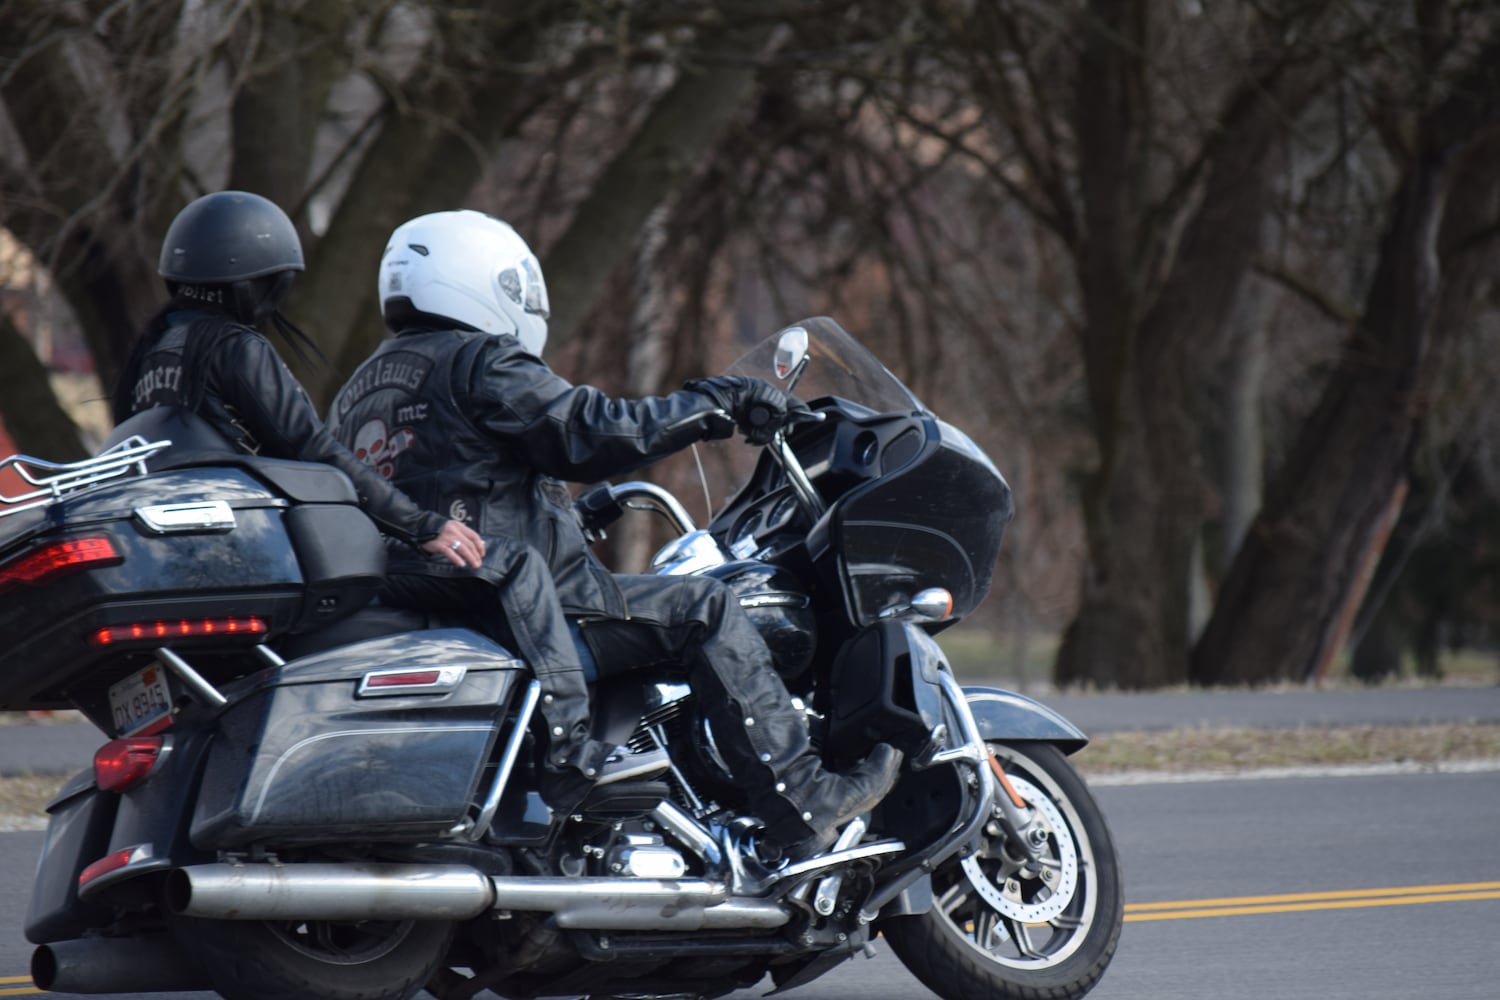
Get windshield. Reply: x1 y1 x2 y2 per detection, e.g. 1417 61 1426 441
723 317 926 416
687 317 927 518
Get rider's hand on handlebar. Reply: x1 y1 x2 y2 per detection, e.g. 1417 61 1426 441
422 520 486 568
687 375 796 446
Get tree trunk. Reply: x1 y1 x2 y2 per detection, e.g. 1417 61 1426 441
1351 604 1403 685
541 19 781 352
1054 0 1316 688
228 0 351 215
292 3 563 402
0 4 165 387
1220 282 1271 567
1190 48 1500 685
0 315 87 461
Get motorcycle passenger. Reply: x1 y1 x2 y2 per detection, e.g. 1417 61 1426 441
112 190 482 564
328 209 904 859
113 192 611 809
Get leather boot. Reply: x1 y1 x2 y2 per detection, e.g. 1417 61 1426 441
764 744 905 859
473 541 614 810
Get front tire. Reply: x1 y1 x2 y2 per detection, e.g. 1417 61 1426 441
171 913 452 1000
883 741 1122 1000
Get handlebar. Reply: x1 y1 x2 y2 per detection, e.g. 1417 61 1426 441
576 481 699 540
576 407 826 543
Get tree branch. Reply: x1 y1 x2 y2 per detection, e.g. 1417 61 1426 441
541 17 784 350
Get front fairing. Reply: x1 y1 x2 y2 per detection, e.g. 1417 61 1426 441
700 317 1013 629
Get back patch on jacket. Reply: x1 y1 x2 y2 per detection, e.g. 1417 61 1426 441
333 351 434 420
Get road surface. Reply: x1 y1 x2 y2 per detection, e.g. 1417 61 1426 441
3 765 1497 999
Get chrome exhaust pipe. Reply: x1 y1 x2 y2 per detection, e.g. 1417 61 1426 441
32 935 209 994
169 863 790 930
167 863 497 921
488 876 788 930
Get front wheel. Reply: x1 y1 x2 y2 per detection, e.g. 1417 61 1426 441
883 741 1122 1000
171 913 453 1000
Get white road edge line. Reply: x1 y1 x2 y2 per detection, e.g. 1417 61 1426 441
1086 757 1500 786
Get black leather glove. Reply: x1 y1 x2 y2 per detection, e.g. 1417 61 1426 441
686 375 793 446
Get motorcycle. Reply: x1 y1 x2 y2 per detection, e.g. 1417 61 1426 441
0 316 1121 1000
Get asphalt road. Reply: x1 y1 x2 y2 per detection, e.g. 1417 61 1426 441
3 765 1499 999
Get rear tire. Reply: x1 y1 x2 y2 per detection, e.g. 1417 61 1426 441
883 741 1122 1000
171 913 452 1000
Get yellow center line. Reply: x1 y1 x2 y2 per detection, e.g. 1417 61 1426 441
1125 881 1500 922
0 987 40 997
5 882 1497 985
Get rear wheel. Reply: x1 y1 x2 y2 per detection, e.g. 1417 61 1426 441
883 741 1122 1000
172 914 452 1000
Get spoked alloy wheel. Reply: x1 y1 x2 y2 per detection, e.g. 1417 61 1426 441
884 741 1122 1000
172 913 452 1000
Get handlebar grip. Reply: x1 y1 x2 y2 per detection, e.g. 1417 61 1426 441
574 483 625 534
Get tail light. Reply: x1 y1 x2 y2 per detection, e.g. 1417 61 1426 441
94 736 166 792
0 535 121 593
78 844 154 892
88 616 267 647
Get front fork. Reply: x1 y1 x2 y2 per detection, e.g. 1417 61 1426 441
913 650 1040 865
930 670 1044 865
856 668 998 923
984 748 1047 865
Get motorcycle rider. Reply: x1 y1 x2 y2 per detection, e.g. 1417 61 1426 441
328 209 903 858
113 191 611 808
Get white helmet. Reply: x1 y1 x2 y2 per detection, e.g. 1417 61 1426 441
379 210 550 356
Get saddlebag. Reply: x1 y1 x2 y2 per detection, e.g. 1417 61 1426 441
190 629 525 848
0 461 383 712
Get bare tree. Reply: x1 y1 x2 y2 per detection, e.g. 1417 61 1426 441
832 0 1339 686
1192 14 1500 685
0 0 796 434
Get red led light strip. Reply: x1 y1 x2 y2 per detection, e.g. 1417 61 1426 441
88 616 268 646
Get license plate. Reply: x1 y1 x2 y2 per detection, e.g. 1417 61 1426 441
109 664 173 736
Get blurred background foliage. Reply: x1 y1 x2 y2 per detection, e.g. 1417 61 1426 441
2 0 1498 690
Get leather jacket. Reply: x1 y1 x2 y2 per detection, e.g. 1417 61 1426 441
120 311 445 546
328 328 722 615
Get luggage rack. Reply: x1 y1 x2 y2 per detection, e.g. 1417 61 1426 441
0 436 173 519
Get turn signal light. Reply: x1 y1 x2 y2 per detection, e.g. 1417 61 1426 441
94 737 166 792
0 535 120 592
88 616 267 646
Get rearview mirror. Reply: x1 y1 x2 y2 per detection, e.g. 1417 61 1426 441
773 326 808 381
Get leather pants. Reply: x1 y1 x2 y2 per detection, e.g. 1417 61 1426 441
574 573 842 842
380 539 611 811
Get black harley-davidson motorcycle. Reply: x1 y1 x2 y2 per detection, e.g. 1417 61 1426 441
0 317 1121 1000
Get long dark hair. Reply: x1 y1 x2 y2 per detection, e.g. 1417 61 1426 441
110 276 326 424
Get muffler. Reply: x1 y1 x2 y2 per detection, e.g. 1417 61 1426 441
483 875 789 930
166 863 496 921
32 935 210 994
169 863 790 930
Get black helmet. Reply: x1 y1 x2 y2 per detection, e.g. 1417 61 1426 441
158 191 304 325
159 190 304 282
